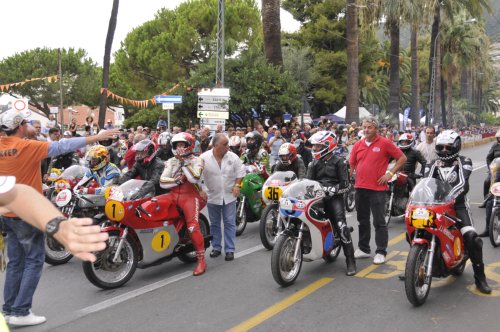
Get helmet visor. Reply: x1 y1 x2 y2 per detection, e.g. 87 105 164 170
435 144 453 152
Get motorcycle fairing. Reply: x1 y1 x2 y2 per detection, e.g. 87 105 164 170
137 224 179 266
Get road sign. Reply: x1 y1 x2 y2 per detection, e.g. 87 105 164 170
162 103 174 110
198 103 229 111
200 118 226 126
154 95 182 103
197 88 230 97
197 95 230 104
49 106 59 114
197 111 229 119
12 99 29 112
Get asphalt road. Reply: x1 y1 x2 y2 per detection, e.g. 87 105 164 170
3 142 499 332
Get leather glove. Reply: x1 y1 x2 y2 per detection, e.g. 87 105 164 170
322 186 336 195
75 186 88 195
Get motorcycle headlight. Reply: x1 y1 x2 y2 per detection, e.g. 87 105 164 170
410 208 435 229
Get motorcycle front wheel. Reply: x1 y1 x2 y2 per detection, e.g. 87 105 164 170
344 186 356 212
82 232 138 289
404 244 432 306
235 197 247 236
489 207 500 247
271 233 302 287
45 237 73 265
259 203 280 250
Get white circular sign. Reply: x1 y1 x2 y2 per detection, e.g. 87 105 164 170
13 99 27 111
55 189 72 207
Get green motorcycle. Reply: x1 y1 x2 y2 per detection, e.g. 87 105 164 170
236 164 266 236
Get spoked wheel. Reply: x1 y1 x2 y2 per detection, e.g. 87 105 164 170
405 244 432 306
82 232 138 289
178 215 210 263
236 198 247 236
489 207 500 247
345 187 356 212
271 233 302 287
259 203 281 250
45 237 73 265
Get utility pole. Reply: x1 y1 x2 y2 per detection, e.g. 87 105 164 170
58 48 64 129
215 0 225 86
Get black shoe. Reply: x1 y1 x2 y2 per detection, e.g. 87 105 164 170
210 250 221 258
478 201 486 208
346 258 357 276
398 275 406 281
478 230 489 238
225 252 234 261
475 275 492 294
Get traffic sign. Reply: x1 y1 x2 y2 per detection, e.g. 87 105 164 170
200 118 226 126
197 95 230 104
197 88 230 97
197 111 229 119
162 103 174 110
12 99 29 112
198 103 229 111
50 106 59 114
154 95 182 103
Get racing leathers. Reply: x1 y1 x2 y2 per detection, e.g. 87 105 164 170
425 156 491 294
119 155 166 199
75 163 121 195
401 147 427 192
271 156 306 179
483 142 500 198
306 153 356 276
241 148 270 176
159 154 207 276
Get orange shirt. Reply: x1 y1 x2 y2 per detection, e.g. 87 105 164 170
0 136 49 216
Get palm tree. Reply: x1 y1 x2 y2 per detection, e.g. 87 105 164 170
345 0 359 124
262 0 283 67
98 0 120 128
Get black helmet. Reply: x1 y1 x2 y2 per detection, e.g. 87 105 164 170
135 139 156 164
245 131 263 151
435 130 461 161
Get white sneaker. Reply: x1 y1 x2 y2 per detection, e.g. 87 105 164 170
8 311 46 326
373 253 386 265
354 249 370 259
3 314 10 325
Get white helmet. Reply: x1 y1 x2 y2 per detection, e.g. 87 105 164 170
158 132 171 146
435 130 461 160
398 133 414 150
229 135 242 155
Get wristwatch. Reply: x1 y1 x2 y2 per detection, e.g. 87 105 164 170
45 216 67 238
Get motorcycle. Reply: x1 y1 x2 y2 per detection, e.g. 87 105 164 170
82 179 212 289
259 171 298 250
43 165 88 202
46 186 105 265
385 171 410 225
271 179 342 287
235 164 266 236
404 178 468 306
488 182 500 247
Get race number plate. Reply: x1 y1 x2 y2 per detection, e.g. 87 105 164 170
265 186 282 201
105 200 125 222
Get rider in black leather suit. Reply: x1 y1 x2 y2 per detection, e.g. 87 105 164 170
398 133 426 192
424 130 491 294
271 143 306 179
306 131 356 276
482 131 500 203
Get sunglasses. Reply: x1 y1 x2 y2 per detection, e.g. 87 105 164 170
436 145 453 151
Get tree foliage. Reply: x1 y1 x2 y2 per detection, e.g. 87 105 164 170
0 48 100 116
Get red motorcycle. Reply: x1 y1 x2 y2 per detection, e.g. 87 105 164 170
404 178 468 306
82 179 211 289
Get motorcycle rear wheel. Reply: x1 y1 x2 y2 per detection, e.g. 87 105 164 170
236 198 248 236
489 207 500 247
271 233 302 287
83 232 138 289
405 244 432 306
259 203 280 250
178 215 210 263
45 237 73 265
345 187 356 212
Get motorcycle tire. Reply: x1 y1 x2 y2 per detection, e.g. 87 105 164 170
271 233 302 287
450 259 467 276
44 237 73 265
345 186 356 212
489 207 500 248
82 231 138 289
178 215 210 263
259 203 280 250
404 244 432 306
236 198 248 236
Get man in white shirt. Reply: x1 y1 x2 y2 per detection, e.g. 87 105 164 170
200 133 245 261
416 126 437 164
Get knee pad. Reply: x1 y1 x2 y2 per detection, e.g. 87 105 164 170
337 221 352 244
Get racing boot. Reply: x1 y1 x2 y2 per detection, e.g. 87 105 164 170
472 263 491 294
343 242 357 276
193 251 206 276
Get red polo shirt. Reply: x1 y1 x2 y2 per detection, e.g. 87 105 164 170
349 135 402 191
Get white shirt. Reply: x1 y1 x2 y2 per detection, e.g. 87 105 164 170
416 140 437 164
200 150 245 205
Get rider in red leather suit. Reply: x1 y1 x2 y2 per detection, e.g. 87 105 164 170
160 132 207 276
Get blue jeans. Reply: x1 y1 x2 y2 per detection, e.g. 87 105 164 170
207 201 236 253
1 216 45 316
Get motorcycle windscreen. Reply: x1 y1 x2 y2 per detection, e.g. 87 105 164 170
408 178 454 205
113 179 153 201
58 165 87 181
281 179 324 201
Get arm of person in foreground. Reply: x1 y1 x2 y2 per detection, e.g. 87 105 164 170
48 129 121 157
0 184 108 262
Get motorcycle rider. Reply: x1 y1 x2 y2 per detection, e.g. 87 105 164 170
482 157 500 237
157 132 174 161
241 131 270 174
480 129 500 208
271 143 306 179
424 130 491 294
397 133 427 192
75 145 121 194
294 139 312 169
306 131 356 276
119 139 166 198
159 132 207 276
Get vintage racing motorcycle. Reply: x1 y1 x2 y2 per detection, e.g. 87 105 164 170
236 164 266 236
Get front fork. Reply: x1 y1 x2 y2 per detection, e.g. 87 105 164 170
293 223 305 262
112 227 129 263
238 196 246 219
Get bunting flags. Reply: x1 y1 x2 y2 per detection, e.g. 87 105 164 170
100 83 182 108
0 75 58 92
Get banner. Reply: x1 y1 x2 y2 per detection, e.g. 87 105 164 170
403 107 411 130
0 75 58 92
101 83 183 108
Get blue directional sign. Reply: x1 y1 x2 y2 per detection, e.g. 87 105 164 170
154 95 183 103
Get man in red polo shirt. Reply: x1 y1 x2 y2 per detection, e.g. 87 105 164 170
349 117 406 265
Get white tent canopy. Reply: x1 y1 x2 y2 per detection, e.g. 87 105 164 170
334 106 372 119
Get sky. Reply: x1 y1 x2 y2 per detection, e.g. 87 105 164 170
0 0 301 65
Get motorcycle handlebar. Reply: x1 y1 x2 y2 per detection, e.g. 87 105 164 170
443 212 461 225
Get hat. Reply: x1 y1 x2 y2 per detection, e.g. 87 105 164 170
63 131 72 137
0 109 27 131
0 176 16 194
272 125 278 129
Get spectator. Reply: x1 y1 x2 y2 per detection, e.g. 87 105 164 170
85 116 98 135
104 119 114 130
30 120 46 142
199 126 212 153
68 118 78 136
349 117 406 265
47 127 61 142
200 134 245 261
268 126 286 166
156 116 167 130
416 126 437 164
256 124 267 141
